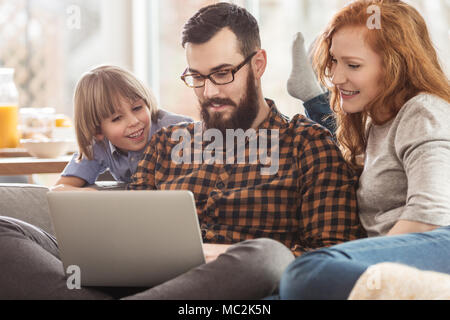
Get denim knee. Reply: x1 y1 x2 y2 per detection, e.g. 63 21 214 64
279 248 336 300
280 247 369 300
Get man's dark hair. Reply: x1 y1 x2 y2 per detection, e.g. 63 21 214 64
181 2 261 57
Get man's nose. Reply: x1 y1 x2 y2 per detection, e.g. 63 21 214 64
203 78 220 98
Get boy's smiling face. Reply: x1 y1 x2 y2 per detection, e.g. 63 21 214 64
96 97 151 154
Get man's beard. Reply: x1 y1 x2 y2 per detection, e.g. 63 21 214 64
200 68 259 135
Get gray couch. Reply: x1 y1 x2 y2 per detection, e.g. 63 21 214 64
0 182 125 236
0 184 54 235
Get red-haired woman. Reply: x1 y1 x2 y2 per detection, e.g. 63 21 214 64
281 0 450 299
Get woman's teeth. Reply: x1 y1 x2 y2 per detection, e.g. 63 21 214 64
341 89 360 95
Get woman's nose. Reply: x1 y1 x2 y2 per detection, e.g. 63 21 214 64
331 64 346 86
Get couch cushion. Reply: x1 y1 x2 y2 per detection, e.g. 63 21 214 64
0 184 54 235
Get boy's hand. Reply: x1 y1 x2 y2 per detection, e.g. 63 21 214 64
50 184 97 192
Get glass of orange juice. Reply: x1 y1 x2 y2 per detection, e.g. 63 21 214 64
0 68 20 149
0 105 19 148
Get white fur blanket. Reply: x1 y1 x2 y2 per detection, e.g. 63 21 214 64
348 262 450 300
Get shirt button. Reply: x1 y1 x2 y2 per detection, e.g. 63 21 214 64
206 230 215 240
216 181 225 189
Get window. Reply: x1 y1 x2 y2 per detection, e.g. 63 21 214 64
1 0 448 120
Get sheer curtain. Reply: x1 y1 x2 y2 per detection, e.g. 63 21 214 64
0 0 448 119
152 0 449 119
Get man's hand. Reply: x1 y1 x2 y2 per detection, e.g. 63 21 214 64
202 243 232 263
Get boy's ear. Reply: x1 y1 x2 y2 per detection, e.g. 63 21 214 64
94 128 104 141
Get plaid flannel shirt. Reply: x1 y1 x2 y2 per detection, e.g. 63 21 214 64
128 100 366 256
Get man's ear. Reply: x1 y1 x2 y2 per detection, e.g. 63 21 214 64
252 49 267 80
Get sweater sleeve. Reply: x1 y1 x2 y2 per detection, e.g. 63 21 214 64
394 94 450 227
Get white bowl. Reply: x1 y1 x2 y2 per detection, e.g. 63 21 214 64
20 139 73 158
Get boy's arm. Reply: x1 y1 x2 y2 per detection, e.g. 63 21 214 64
52 152 106 191
51 176 97 191
293 127 366 257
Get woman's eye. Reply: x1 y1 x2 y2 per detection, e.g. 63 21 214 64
349 64 360 69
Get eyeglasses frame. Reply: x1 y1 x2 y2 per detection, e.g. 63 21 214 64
180 51 258 88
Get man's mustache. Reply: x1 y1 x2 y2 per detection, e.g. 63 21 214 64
201 98 237 109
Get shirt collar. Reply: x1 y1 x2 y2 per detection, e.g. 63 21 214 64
257 99 290 130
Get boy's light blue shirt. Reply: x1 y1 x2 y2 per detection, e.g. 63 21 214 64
61 109 193 185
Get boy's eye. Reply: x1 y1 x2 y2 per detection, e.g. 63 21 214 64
111 115 121 122
132 105 143 112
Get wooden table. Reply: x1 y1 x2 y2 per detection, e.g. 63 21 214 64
0 148 71 176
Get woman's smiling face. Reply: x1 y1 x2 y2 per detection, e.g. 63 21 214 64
330 26 384 114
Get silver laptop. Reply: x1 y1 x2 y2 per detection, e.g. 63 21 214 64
47 190 205 287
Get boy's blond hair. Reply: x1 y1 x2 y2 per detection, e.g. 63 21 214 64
74 65 158 160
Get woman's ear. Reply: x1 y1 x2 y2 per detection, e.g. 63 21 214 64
252 49 267 80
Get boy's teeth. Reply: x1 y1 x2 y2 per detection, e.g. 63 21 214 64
128 129 143 138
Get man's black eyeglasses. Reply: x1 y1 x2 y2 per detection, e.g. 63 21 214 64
181 52 257 88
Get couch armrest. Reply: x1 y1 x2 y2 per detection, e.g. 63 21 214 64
0 183 54 236
0 182 127 236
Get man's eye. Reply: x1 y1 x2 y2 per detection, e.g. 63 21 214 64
215 70 231 78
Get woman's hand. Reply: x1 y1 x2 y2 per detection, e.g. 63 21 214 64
387 220 439 236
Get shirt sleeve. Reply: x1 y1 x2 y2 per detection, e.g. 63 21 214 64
126 130 163 190
61 152 107 185
294 124 366 256
394 95 450 227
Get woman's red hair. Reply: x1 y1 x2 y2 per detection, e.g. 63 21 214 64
313 0 450 170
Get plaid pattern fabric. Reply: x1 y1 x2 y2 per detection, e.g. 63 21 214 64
128 100 366 256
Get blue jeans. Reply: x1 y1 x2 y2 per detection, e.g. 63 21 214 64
279 226 450 299
303 92 336 137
